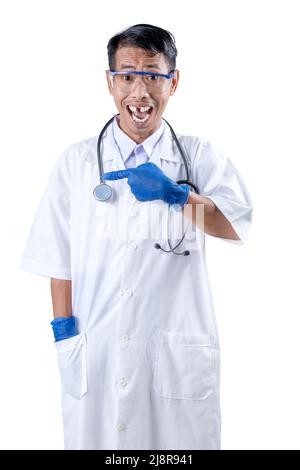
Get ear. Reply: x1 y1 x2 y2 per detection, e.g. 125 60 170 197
105 70 113 95
169 69 179 96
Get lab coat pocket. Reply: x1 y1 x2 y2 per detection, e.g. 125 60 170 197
54 332 87 400
153 330 215 400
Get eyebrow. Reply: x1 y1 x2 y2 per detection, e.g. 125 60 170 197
120 64 161 71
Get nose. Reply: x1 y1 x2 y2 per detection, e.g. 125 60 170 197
129 77 150 99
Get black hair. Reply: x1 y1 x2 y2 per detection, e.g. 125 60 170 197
107 23 177 72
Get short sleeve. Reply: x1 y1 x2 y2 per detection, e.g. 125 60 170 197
192 140 253 244
19 149 72 279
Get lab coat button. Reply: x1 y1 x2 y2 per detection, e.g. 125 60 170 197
116 423 125 432
121 288 133 297
121 334 129 342
128 241 137 250
119 377 127 387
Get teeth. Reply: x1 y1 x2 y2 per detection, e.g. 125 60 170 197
128 105 152 113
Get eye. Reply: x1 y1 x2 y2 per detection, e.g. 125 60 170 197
123 74 133 82
147 75 159 82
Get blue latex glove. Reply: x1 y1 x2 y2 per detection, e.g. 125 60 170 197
103 162 190 207
50 316 79 342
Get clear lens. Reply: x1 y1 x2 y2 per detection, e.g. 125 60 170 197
112 73 172 93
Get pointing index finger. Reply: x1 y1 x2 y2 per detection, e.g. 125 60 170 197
103 169 131 180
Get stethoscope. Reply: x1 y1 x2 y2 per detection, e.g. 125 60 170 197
93 113 199 256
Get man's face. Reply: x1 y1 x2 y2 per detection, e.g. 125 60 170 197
106 46 179 144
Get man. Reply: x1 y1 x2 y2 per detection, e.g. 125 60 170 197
20 24 253 450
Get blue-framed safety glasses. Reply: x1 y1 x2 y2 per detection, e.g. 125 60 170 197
107 70 176 93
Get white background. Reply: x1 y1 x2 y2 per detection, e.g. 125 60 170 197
0 0 299 450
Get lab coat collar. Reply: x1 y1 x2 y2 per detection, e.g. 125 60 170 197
84 116 183 168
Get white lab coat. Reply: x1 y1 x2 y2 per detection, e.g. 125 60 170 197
20 121 253 450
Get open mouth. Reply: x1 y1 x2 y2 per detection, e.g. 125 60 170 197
126 105 154 123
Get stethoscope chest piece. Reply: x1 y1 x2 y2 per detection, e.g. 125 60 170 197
93 183 113 201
